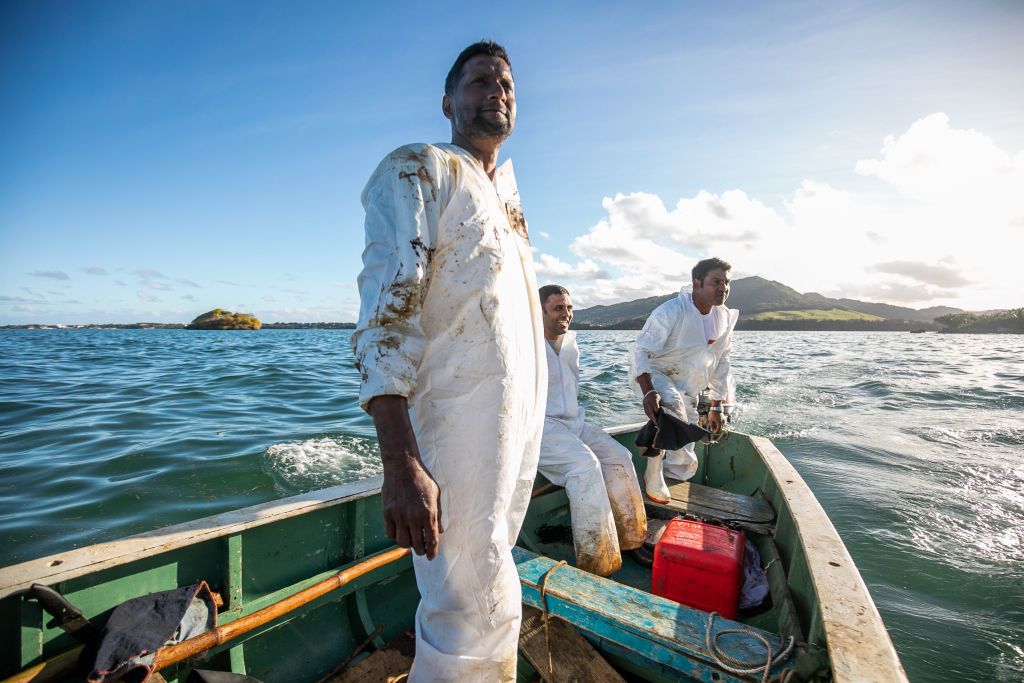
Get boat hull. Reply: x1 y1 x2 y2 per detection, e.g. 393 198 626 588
0 429 907 682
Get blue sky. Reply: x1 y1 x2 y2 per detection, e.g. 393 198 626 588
2 1 1023 324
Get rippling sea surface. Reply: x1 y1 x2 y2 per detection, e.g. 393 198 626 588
1 329 1021 681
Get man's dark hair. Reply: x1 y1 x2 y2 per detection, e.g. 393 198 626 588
539 284 569 305
445 40 512 96
692 257 732 283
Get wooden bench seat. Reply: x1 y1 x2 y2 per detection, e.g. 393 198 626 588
647 480 775 526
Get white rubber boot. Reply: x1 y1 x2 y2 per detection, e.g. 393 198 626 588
643 453 671 503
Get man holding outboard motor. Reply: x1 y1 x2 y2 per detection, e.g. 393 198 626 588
632 257 738 502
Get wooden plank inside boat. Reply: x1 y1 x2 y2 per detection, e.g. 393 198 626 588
646 480 775 524
331 631 414 683
519 605 625 682
515 548 800 682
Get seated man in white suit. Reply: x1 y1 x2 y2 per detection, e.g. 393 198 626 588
536 284 647 576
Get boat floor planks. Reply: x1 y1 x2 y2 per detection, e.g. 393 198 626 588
646 480 775 524
519 605 626 682
332 631 414 683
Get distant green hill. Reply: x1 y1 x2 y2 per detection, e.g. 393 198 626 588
724 276 811 315
749 308 884 322
935 309 1023 333
801 293 960 323
569 293 676 327
570 276 967 331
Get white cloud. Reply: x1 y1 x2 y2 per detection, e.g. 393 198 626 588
534 254 607 281
855 113 1023 211
135 268 167 280
29 270 70 280
867 261 972 288
137 291 161 303
83 266 107 275
534 113 1024 310
146 282 170 291
176 278 201 288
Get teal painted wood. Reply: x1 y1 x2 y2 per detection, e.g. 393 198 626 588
349 497 387 650
18 599 43 668
229 643 247 675
351 498 366 560
514 548 799 683
225 533 243 612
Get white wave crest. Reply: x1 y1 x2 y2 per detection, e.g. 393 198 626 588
264 435 381 492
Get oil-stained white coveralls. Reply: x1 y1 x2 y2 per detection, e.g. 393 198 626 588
539 331 646 576
632 291 738 482
353 143 546 682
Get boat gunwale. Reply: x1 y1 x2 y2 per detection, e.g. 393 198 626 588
2 426 652 599
747 435 908 683
0 475 385 598
2 424 908 683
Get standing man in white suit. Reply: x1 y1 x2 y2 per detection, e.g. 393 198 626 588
537 285 647 577
633 258 738 502
352 41 546 682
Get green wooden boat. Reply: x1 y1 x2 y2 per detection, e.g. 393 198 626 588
0 426 907 682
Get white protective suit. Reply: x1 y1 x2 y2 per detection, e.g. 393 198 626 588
352 143 546 682
632 290 738 483
538 331 647 576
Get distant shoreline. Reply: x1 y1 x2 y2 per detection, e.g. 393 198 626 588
0 322 357 330
573 320 945 332
2 322 1019 334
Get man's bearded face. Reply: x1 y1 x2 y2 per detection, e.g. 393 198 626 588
447 55 515 142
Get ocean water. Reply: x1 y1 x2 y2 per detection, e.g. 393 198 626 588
1 329 1021 682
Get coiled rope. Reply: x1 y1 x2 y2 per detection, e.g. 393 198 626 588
705 611 796 682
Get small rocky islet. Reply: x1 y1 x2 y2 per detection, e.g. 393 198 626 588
186 309 262 330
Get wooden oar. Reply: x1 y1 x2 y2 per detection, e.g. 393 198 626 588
4 546 411 683
152 546 410 669
2 648 82 683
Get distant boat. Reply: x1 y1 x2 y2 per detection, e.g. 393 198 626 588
0 427 906 682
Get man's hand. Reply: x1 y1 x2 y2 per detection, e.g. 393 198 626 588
642 391 661 422
637 373 661 421
369 396 443 559
380 459 442 559
707 409 723 434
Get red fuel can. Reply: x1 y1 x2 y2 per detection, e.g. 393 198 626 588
652 517 745 618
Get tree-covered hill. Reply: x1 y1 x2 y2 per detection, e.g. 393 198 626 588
570 276 973 331
934 309 1023 333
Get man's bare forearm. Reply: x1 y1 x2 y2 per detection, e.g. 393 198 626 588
368 395 443 559
636 372 660 421
369 395 421 469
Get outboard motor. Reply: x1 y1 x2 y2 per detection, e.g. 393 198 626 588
696 389 736 443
